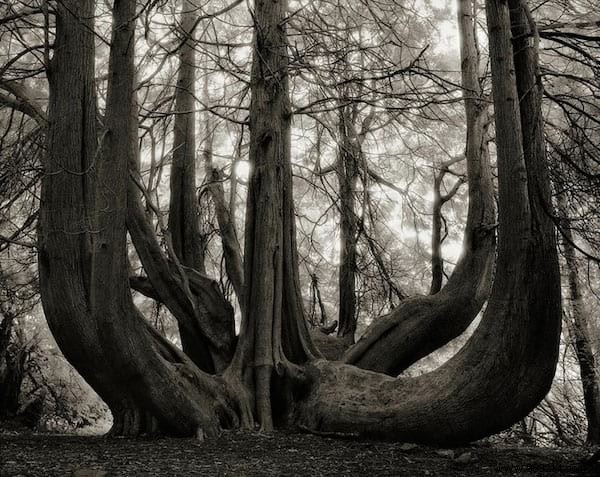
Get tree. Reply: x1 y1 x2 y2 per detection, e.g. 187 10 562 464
34 0 563 444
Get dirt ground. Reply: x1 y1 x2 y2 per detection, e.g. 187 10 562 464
1 430 599 476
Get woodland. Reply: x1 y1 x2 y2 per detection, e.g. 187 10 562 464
1 0 600 474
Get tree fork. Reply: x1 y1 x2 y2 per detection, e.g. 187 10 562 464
295 0 561 445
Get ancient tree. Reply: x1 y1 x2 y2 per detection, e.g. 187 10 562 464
37 0 562 443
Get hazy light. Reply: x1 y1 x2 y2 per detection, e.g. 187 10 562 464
235 160 252 182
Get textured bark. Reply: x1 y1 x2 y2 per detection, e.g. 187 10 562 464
227 0 319 432
95 0 242 437
343 0 496 375
38 0 125 419
127 183 236 373
335 107 360 344
124 0 236 373
296 0 561 444
168 0 204 273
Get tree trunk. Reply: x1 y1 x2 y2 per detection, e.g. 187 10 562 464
335 106 360 344
39 0 126 424
125 0 237 373
166 0 221 366
41 0 242 438
127 176 236 373
429 158 465 295
168 0 203 273
202 72 244 305
559 198 600 444
343 0 496 375
429 178 445 295
296 0 561 445
0 309 24 418
226 0 319 432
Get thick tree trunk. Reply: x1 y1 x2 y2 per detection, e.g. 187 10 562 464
41 0 242 438
39 0 127 424
226 0 319 432
343 0 495 375
296 0 561 444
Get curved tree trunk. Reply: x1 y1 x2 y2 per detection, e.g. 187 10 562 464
125 0 236 373
342 0 496 375
42 0 242 438
39 0 128 427
127 174 236 373
295 0 561 445
39 0 562 447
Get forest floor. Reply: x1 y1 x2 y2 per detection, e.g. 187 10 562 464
1 427 599 476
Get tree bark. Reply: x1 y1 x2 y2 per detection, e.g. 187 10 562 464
226 0 319 432
125 0 236 373
127 177 236 373
429 158 465 295
39 0 126 424
559 198 600 444
335 106 360 344
168 0 204 273
343 0 496 375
